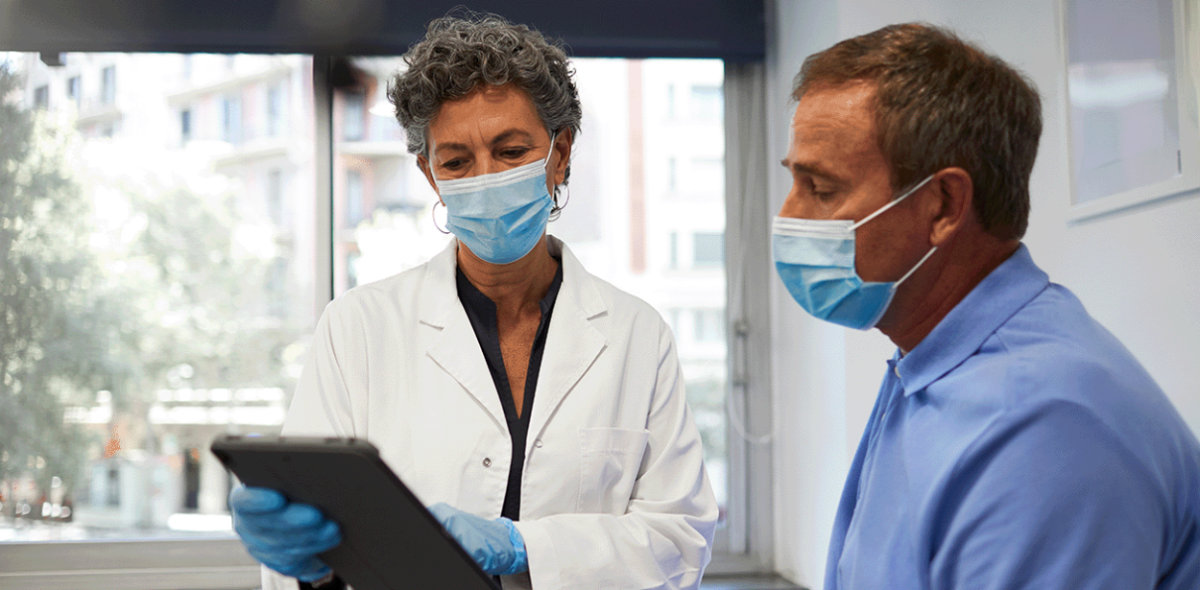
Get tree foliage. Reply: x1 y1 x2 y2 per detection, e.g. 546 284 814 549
1 63 305 520
0 64 118 502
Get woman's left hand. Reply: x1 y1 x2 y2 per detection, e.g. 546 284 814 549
427 503 528 575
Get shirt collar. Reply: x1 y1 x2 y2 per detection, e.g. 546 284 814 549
893 244 1049 396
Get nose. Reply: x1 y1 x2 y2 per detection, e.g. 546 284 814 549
777 184 806 219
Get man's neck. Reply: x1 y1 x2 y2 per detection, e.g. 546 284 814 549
882 240 1020 353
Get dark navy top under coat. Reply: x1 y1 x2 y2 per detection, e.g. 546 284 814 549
455 258 563 522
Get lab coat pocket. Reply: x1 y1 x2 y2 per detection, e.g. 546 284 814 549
577 427 650 514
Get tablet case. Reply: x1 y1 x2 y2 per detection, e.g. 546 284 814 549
210 435 500 590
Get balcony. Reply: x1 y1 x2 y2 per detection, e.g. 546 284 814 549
212 136 292 168
165 63 294 105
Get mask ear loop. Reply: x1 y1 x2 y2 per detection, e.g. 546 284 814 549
850 174 936 231
546 130 568 219
431 200 450 235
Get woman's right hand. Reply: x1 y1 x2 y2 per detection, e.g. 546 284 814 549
229 485 342 582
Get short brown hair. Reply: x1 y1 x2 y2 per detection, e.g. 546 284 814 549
793 23 1041 240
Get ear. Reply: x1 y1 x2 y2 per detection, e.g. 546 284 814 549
550 128 572 186
417 154 442 203
928 167 973 247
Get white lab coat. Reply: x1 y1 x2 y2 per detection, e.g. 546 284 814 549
261 236 718 590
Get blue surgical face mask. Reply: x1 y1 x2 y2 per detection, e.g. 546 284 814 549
434 135 556 265
772 175 937 330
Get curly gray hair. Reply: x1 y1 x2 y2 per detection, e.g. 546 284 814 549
388 12 582 198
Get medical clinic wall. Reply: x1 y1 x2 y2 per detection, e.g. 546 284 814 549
764 0 1200 588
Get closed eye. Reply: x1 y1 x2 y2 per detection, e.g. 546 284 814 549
499 147 530 159
806 177 837 200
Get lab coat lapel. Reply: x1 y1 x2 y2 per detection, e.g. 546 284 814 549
421 240 508 431
527 238 607 447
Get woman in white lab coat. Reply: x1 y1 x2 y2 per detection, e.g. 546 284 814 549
230 12 718 590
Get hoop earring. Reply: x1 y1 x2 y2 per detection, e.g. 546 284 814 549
549 185 570 222
431 201 450 235
558 184 571 211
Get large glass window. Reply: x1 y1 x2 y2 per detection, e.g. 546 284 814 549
2 49 756 574
0 52 315 542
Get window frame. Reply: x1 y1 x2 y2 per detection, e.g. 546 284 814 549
0 55 777 586
705 62 775 575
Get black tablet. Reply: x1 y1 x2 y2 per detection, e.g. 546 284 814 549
210 435 499 590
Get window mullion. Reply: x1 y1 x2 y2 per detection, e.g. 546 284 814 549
722 61 775 571
314 54 336 315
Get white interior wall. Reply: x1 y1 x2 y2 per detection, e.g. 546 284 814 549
765 1 1200 588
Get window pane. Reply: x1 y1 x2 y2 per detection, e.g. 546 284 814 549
0 52 315 542
332 57 450 295
33 84 48 109
346 170 365 226
581 59 729 521
1066 0 1183 204
221 94 242 144
180 108 191 143
67 76 81 107
100 65 115 105
689 84 722 121
343 91 366 142
267 82 284 138
332 57 729 524
693 232 724 266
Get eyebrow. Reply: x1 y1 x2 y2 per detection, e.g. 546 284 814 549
780 158 846 184
433 129 538 155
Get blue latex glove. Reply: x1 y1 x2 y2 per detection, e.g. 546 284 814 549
428 502 528 575
229 485 342 582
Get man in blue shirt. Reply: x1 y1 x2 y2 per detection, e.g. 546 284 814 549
772 23 1200 589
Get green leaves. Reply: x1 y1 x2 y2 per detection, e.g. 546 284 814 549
1 62 307 521
1 63 105 506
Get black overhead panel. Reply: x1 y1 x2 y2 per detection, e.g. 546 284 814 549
0 0 765 61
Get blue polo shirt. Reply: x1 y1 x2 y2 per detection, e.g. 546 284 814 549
826 245 1200 590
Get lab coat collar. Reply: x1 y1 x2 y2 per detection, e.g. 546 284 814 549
422 239 505 429
895 244 1049 396
526 236 608 448
420 236 608 439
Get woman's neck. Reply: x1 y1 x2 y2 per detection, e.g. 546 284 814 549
456 235 559 318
